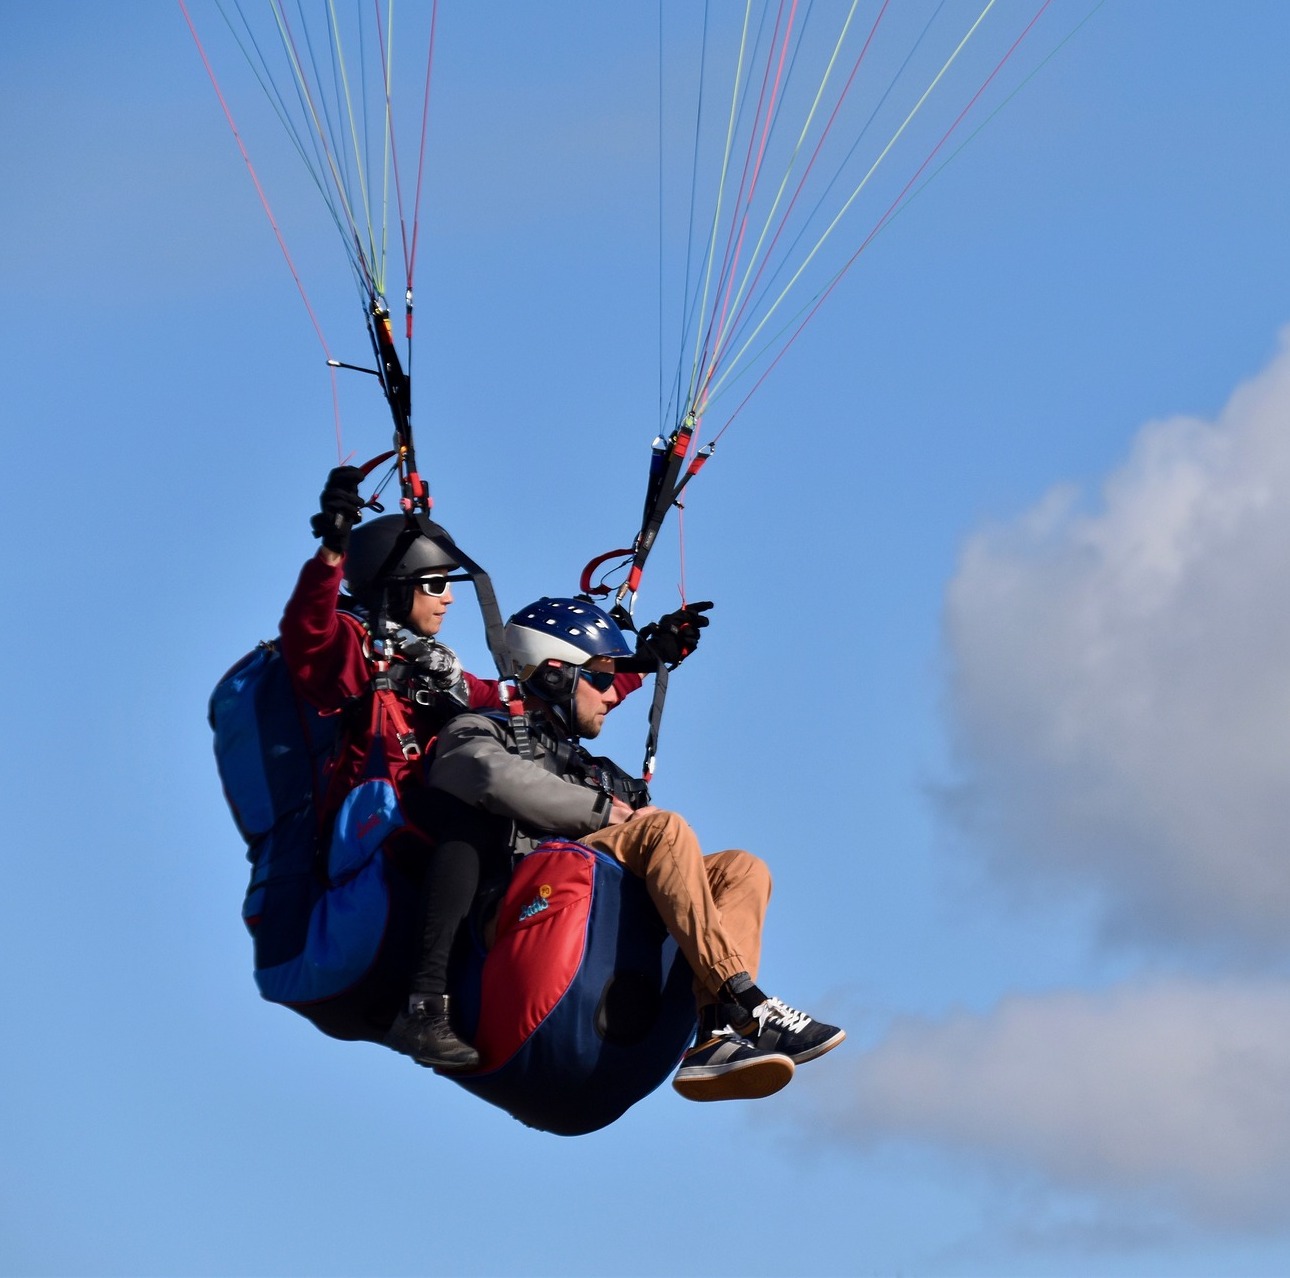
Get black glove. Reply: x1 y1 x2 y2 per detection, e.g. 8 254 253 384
309 465 366 554
637 600 713 669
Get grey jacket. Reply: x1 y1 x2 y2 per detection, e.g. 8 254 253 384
427 712 616 852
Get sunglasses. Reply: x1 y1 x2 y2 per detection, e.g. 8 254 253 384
414 576 451 597
578 668 617 693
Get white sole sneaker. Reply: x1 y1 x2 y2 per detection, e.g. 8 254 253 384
672 1032 795 1102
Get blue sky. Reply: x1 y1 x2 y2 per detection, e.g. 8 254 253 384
6 3 1290 1275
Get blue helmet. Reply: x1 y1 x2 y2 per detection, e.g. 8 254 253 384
505 598 634 680
506 598 632 736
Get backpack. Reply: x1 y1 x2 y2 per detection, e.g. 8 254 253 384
208 642 413 1040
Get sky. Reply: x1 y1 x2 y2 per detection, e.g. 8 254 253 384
5 3 1290 1275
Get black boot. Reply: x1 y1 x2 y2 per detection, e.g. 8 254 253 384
386 994 480 1074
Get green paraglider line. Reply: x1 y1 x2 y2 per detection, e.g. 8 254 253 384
703 0 888 399
630 0 1104 635
708 0 1008 412
695 0 801 420
895 0 1111 224
700 0 1069 436
186 0 443 489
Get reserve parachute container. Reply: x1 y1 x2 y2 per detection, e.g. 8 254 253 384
451 841 697 1136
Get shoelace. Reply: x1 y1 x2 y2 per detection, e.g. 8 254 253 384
754 997 813 1035
689 1023 753 1056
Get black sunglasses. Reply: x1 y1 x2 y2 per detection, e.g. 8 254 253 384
578 668 617 693
414 576 451 597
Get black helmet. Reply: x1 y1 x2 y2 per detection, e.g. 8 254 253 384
343 514 460 598
342 514 461 625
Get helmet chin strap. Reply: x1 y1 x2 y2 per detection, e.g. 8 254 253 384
355 583 410 647
383 581 414 626
524 662 581 740
545 697 576 739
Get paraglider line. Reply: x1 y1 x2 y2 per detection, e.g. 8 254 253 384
896 0 1108 224
406 0 439 288
695 0 797 417
705 0 881 390
710 0 1057 440
180 0 345 459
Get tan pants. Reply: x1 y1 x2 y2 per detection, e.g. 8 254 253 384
581 809 771 1004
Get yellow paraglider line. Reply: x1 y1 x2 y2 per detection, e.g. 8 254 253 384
322 0 385 297
700 0 865 393
705 0 1067 440
686 0 757 420
699 0 1003 413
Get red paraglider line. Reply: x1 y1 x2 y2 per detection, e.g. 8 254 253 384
696 0 798 417
407 0 439 289
373 0 408 286
676 504 690 608
711 0 1057 443
372 0 436 351
710 0 892 381
273 1 377 300
179 0 345 459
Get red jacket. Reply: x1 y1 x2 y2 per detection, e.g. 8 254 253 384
278 552 642 820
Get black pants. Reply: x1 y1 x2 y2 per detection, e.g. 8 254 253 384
405 790 510 998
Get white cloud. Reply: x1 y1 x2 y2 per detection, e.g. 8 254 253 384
875 339 1290 1233
941 331 1290 950
817 978 1290 1229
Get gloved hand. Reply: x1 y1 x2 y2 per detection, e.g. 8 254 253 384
309 465 366 554
398 633 465 691
637 600 713 669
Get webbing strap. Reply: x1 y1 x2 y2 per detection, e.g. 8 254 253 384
625 416 694 599
372 666 421 760
409 511 512 680
499 682 535 761
641 657 669 783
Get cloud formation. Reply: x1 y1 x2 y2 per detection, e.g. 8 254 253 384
819 978 1290 1229
941 332 1290 951
832 336 1290 1231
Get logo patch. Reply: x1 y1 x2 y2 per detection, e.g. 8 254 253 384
518 893 550 922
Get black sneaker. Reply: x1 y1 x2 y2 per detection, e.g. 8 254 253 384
386 996 480 1074
672 1025 795 1102
735 997 845 1064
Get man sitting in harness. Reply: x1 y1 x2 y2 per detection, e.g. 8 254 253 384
427 596 845 1101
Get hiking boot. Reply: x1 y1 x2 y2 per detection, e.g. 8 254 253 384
671 1025 795 1102
733 996 846 1064
386 995 480 1074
